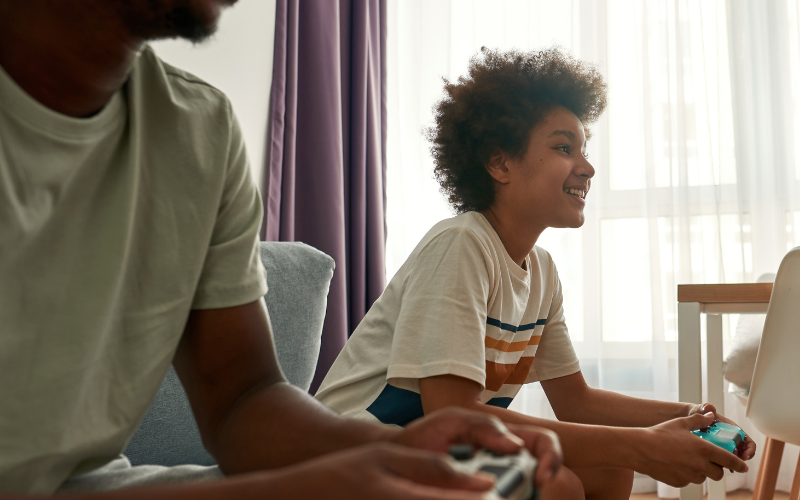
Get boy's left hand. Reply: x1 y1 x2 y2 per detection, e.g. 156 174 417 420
688 403 757 460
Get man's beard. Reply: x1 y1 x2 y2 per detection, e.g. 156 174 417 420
161 5 215 43
119 1 234 44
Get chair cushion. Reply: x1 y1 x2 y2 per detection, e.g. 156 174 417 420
123 241 334 466
722 272 775 399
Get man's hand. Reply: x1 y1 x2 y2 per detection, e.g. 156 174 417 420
270 442 495 500
688 403 757 460
391 407 562 488
634 412 749 487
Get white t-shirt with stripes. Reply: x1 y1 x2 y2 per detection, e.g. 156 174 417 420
315 212 580 426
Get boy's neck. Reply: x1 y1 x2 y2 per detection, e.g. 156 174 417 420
480 208 544 268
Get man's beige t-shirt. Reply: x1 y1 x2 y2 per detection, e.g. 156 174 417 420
316 212 580 426
0 46 267 495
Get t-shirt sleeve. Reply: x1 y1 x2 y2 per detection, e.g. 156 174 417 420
528 261 581 382
191 107 268 309
386 227 495 391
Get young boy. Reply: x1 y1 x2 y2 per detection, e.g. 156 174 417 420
316 48 755 500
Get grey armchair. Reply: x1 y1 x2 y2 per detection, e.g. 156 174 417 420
123 241 335 466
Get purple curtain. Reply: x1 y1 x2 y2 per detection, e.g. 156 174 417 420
262 0 387 393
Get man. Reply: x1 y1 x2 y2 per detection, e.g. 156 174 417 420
0 1 561 498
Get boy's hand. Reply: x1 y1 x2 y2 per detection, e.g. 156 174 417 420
688 403 757 460
634 412 749 487
391 407 562 488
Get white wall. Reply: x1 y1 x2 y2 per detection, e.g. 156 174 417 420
150 0 276 185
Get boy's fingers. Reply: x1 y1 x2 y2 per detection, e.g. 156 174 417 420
710 447 749 474
681 411 716 430
743 440 757 460
703 461 725 482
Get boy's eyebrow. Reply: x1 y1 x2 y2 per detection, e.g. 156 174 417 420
548 130 577 141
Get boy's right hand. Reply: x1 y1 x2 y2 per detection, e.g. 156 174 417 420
634 412 749 487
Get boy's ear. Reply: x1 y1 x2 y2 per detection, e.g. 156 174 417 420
484 149 511 184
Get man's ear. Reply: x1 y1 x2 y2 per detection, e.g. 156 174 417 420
484 149 511 184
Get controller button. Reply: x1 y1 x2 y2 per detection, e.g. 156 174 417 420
448 444 475 461
483 467 524 498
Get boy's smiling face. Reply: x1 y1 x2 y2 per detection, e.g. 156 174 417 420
486 106 595 236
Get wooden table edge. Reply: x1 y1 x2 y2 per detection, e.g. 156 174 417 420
677 283 773 304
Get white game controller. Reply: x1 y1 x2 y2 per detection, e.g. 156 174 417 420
447 445 539 500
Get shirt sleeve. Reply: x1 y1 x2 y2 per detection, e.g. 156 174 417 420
191 107 268 309
528 261 581 382
386 227 496 392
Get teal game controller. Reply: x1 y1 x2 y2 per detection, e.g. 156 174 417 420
691 421 748 457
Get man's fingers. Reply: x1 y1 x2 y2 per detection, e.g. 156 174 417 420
534 450 560 485
386 479 491 500
506 424 562 485
378 445 495 492
459 413 524 455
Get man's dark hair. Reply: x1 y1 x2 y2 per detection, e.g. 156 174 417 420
427 47 608 214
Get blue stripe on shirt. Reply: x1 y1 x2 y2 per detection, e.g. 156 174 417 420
486 397 513 409
366 385 516 426
486 317 546 333
366 385 425 427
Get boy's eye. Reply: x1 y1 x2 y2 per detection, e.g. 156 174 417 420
556 145 570 154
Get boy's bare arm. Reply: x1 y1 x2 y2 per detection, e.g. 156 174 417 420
539 374 756 461
541 371 692 426
418 373 748 487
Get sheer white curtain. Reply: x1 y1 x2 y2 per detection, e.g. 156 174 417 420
386 0 800 496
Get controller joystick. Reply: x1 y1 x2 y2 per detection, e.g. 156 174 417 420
447 445 538 500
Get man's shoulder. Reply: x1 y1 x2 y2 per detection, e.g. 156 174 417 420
132 45 233 125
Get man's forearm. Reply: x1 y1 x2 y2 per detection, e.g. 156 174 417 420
0 470 285 500
211 381 398 475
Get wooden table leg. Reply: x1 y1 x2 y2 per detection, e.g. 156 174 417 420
753 437 785 500
679 302 703 500
789 455 800 500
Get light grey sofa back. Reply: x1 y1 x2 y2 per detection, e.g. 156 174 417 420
123 241 334 466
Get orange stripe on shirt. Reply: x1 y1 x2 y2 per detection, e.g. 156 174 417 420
485 357 534 392
484 335 541 352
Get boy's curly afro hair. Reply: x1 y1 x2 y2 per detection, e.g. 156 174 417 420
427 47 607 214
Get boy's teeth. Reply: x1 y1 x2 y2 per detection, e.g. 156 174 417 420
564 188 585 199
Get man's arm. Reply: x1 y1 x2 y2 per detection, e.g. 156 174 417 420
0 443 506 500
172 299 401 473
418 373 748 487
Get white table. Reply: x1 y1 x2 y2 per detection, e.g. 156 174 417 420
677 283 773 500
